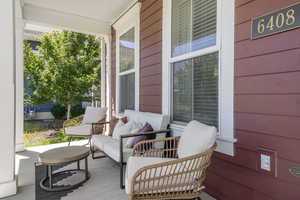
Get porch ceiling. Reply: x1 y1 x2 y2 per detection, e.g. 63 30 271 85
22 0 136 36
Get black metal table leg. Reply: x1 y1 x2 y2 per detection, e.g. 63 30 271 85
85 157 88 179
48 165 52 189
40 155 90 192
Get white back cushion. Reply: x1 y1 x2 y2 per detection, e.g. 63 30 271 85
124 110 170 148
178 120 217 158
124 110 169 131
83 107 107 124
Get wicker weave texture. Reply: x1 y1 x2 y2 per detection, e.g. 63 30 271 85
129 137 216 200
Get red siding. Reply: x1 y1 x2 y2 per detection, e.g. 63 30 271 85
139 0 162 113
206 0 300 199
109 0 300 199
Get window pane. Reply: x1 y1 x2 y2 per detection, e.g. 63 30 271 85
173 59 193 122
193 52 218 128
120 73 135 112
171 0 217 57
172 52 219 128
120 28 135 72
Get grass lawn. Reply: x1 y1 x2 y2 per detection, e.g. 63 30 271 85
24 121 83 147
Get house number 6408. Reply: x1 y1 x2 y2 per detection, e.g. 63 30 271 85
257 9 296 33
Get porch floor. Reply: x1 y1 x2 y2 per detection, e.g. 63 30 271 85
7 140 216 200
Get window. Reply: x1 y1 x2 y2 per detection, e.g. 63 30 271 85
119 28 136 112
171 0 218 127
114 3 140 114
171 0 217 57
173 52 219 128
163 0 235 155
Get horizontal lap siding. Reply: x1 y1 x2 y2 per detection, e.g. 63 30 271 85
139 0 163 113
206 0 300 199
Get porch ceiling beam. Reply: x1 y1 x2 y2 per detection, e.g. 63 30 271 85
23 3 111 36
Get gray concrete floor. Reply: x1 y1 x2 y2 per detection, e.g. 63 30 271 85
4 140 216 200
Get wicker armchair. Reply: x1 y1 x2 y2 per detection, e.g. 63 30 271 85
64 107 107 146
125 121 217 200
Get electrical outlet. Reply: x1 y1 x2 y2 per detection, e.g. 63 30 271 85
261 154 271 171
257 148 277 177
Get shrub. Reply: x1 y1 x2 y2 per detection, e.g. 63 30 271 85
71 104 85 118
51 104 67 119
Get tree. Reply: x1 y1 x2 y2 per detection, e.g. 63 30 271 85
24 30 101 119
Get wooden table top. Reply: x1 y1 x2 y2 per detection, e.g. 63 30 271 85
38 146 90 165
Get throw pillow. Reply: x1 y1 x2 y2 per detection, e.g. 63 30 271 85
126 122 154 148
112 120 142 140
177 120 217 158
112 119 125 139
109 116 128 136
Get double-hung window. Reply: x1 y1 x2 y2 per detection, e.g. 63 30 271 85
163 0 236 155
114 3 140 114
119 28 136 112
172 0 219 128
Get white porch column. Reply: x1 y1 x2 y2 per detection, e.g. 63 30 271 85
100 38 106 108
15 0 25 152
0 0 17 198
104 35 112 120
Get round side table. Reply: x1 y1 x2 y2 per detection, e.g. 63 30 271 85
38 146 90 192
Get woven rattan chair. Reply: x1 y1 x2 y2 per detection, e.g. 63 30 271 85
125 120 217 200
64 107 108 146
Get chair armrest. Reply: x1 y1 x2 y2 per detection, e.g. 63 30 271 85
121 129 171 139
85 121 110 125
119 129 170 165
132 136 180 158
88 119 110 135
129 143 217 195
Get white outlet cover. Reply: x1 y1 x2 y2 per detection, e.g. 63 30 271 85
261 154 271 171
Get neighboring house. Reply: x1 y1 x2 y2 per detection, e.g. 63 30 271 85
107 0 299 199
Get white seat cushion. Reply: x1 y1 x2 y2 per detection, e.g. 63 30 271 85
92 135 115 151
65 124 92 136
103 139 133 163
125 156 176 194
83 107 107 124
178 120 217 158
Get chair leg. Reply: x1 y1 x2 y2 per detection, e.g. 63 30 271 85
90 142 106 160
120 163 125 189
87 137 91 146
68 137 72 146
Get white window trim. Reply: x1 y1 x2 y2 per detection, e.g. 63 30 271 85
162 0 237 156
113 3 141 115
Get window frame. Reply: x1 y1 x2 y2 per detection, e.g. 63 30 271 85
113 3 140 115
162 0 236 156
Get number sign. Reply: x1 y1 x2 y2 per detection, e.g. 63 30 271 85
252 3 300 39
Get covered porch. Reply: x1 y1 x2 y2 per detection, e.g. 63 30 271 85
1 0 220 199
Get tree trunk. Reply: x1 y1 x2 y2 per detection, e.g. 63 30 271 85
67 104 72 120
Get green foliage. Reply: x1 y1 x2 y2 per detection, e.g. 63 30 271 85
51 104 67 120
24 30 101 108
71 104 85 118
